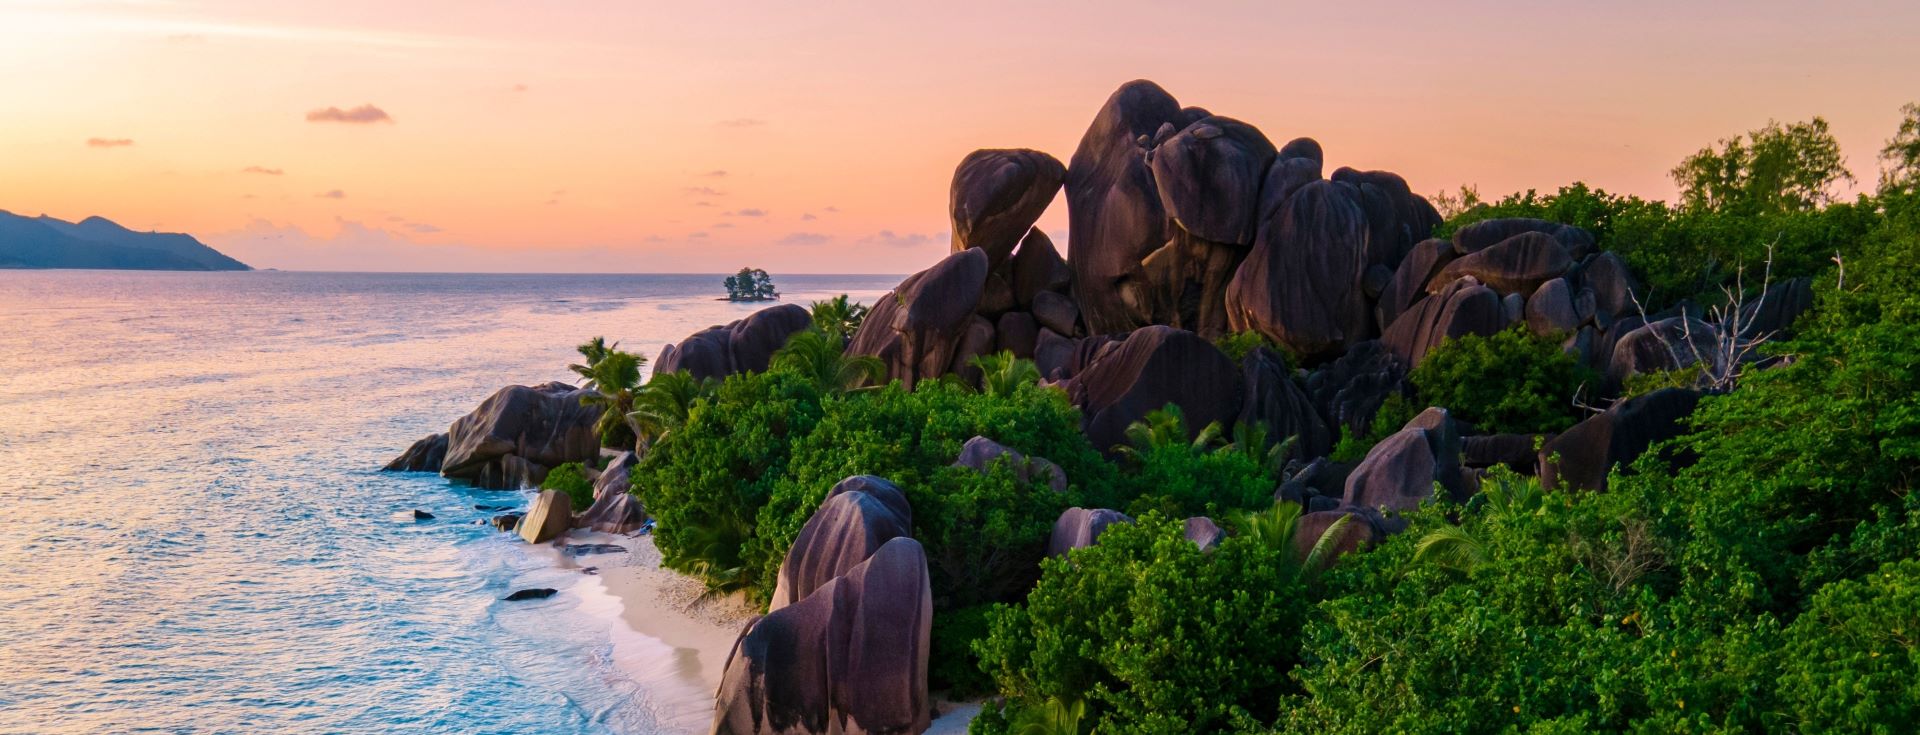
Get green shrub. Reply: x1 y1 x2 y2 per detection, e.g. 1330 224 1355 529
975 515 1309 734
1329 393 1416 463
1777 558 1920 733
539 461 596 511
630 369 824 592
931 603 996 697
1114 442 1273 518
747 379 1109 609
1409 326 1596 434
1213 330 1285 365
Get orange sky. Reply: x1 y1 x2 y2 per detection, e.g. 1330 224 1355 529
2 0 1917 273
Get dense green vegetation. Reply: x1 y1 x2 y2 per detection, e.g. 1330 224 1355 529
569 336 645 448
538 461 596 511
600 106 1920 733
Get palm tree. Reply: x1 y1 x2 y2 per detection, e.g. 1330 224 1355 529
809 294 870 344
1233 499 1355 578
1219 421 1299 478
577 350 644 448
1412 471 1547 574
770 327 885 393
1113 403 1223 460
569 336 616 386
1413 524 1487 573
970 350 1042 398
1012 696 1088 735
629 370 716 448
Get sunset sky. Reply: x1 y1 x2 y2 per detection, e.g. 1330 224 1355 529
2 0 1917 273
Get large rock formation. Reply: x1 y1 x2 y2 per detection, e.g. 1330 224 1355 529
1606 316 1722 386
770 476 914 611
1305 340 1407 437
846 248 990 387
1380 276 1505 367
1225 179 1371 360
1341 408 1469 512
711 537 932 735
576 451 647 534
384 432 447 472
655 304 813 382
1430 231 1572 296
952 436 1068 493
1059 326 1241 453
1066 80 1185 334
1376 238 1457 331
950 149 1067 267
440 382 603 489
1137 116 1276 334
1539 388 1702 491
1239 347 1334 460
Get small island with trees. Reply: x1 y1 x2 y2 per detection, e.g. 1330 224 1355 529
722 267 778 301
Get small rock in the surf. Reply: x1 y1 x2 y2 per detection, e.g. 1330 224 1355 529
491 513 523 532
503 588 557 601
581 566 599 575
474 504 512 512
412 510 435 520
563 543 627 557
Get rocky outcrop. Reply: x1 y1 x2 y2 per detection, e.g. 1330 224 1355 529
1540 388 1702 491
712 537 932 735
1239 347 1334 460
1463 434 1547 473
1184 516 1226 551
1225 179 1371 360
1430 232 1572 296
1342 408 1469 512
576 451 647 534
655 304 813 382
950 149 1067 268
1292 508 1385 569
1380 276 1505 367
1304 340 1407 437
440 382 603 490
1046 507 1133 558
1606 316 1721 386
953 436 1068 493
1524 277 1583 336
769 476 914 611
1332 167 1439 272
1066 80 1184 335
1136 116 1276 335
1576 251 1641 320
1010 228 1072 310
1059 326 1241 454
1376 238 1457 331
384 432 447 472
847 248 990 388
519 489 572 544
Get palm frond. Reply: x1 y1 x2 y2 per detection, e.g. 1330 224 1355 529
1413 524 1487 573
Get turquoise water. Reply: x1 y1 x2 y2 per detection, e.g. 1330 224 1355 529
0 271 895 735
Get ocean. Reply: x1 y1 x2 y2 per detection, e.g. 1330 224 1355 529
0 271 898 735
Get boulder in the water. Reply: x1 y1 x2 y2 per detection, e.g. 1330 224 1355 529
519 489 572 544
503 588 557 601
384 432 448 472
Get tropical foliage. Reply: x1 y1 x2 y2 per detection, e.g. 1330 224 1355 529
570 336 645 448
539 461 596 511
723 267 778 301
1408 326 1598 435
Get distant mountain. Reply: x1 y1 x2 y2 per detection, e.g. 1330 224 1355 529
0 211 250 271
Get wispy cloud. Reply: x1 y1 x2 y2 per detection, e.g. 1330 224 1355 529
689 231 710 239
713 222 735 229
684 186 726 197
824 205 841 213
863 230 946 248
512 83 528 92
643 235 665 243
241 165 283 175
693 201 715 207
715 118 766 128
726 208 767 217
702 170 728 177
405 222 441 234
801 213 818 221
306 104 392 124
781 232 832 246
86 137 134 148
316 189 345 199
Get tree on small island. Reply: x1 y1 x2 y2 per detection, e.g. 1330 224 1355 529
722 267 778 301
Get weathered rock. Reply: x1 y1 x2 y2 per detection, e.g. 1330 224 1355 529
770 476 914 611
1059 326 1242 454
1540 388 1701 491
519 489 572 544
577 451 648 535
1010 228 1072 310
1225 179 1371 360
1578 251 1641 318
441 383 602 490
1331 167 1439 272
1381 276 1506 367
412 509 434 520
949 149 1067 268
1067 80 1182 335
953 436 1068 493
995 311 1040 359
1150 116 1275 246
563 543 627 557
1463 433 1546 472
1239 347 1334 460
384 432 447 472
490 513 522 532
1304 340 1407 437
1430 232 1572 296
1184 516 1226 551
1342 408 1468 512
1452 218 1565 255
1502 292 1526 325
712 537 932 735
1376 239 1457 332
978 272 1016 316
848 249 991 387
503 588 557 601
1293 508 1385 569
1031 290 1080 337
1731 276 1814 340
656 304 814 381
1607 316 1721 386
1046 507 1133 558
1525 278 1583 336
1277 137 1324 163
949 316 997 384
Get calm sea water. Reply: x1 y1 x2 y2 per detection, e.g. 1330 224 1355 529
0 271 897 735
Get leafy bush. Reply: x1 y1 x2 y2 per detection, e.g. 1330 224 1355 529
539 461 596 511
1777 558 1920 733
1329 393 1416 463
931 604 996 697
1115 442 1272 518
746 379 1110 609
975 515 1309 734
630 369 824 592
1409 326 1596 434
1213 330 1284 365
